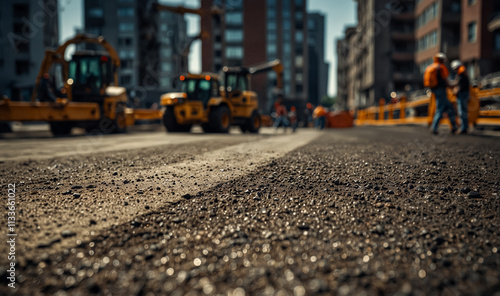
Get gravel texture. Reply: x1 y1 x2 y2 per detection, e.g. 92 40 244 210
1 126 499 295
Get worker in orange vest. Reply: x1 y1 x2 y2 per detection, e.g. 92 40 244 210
313 105 327 130
425 53 458 135
451 60 470 134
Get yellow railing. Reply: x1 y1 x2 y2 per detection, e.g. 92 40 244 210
355 87 500 127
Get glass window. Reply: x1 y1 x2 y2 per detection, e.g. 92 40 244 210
226 46 243 59
88 8 103 18
161 62 172 72
495 33 500 51
295 31 303 43
161 48 172 57
295 56 303 67
267 20 276 30
160 77 171 88
468 0 476 5
268 8 276 19
226 12 242 25
119 50 135 59
468 22 477 43
294 0 304 8
118 8 134 17
226 0 242 9
267 44 277 55
283 20 291 31
226 30 243 42
119 22 134 32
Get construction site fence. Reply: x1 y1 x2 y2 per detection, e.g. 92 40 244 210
355 87 500 128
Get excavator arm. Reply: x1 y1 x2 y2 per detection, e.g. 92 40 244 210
31 34 120 101
248 59 283 90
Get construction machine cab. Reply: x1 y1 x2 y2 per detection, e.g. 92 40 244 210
68 51 115 102
223 67 249 99
179 74 220 107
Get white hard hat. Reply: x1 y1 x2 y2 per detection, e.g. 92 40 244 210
435 52 447 61
451 60 462 70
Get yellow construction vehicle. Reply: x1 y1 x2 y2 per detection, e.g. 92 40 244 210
160 60 283 133
0 34 161 136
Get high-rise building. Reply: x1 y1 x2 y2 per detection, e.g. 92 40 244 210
460 0 500 79
201 0 312 113
337 0 416 109
0 0 59 100
83 0 187 106
336 27 356 109
308 13 329 106
415 0 461 81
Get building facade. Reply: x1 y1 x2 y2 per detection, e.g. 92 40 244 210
0 0 59 100
337 0 416 109
84 0 187 106
415 0 461 80
308 13 329 106
460 0 500 79
201 0 313 113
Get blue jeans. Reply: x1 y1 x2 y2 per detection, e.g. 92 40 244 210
315 116 326 130
456 92 469 132
431 88 457 132
273 115 290 128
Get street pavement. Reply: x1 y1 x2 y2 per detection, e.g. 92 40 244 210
0 126 498 295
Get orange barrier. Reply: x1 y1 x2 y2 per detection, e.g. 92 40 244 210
327 111 354 128
355 87 499 127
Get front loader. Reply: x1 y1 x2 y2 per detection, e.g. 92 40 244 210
0 34 161 136
160 60 283 133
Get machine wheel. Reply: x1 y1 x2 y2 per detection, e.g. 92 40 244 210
50 122 73 136
245 110 261 133
97 103 127 134
209 106 231 133
163 107 192 132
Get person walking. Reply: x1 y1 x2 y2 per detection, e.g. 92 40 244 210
451 60 470 134
289 106 298 132
424 53 458 135
272 97 290 131
313 105 327 130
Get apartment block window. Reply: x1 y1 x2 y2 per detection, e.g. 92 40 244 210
295 56 303 67
468 22 477 43
495 33 500 51
120 75 132 85
295 31 303 43
118 37 133 46
225 30 243 43
416 2 438 28
160 77 171 88
119 22 134 32
119 50 135 59
226 0 242 9
161 48 172 58
121 59 133 69
15 60 30 76
161 62 172 73
468 0 476 5
226 46 243 59
267 44 277 55
88 8 103 18
118 8 134 17
226 12 242 25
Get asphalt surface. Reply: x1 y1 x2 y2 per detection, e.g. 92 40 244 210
0 125 499 296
